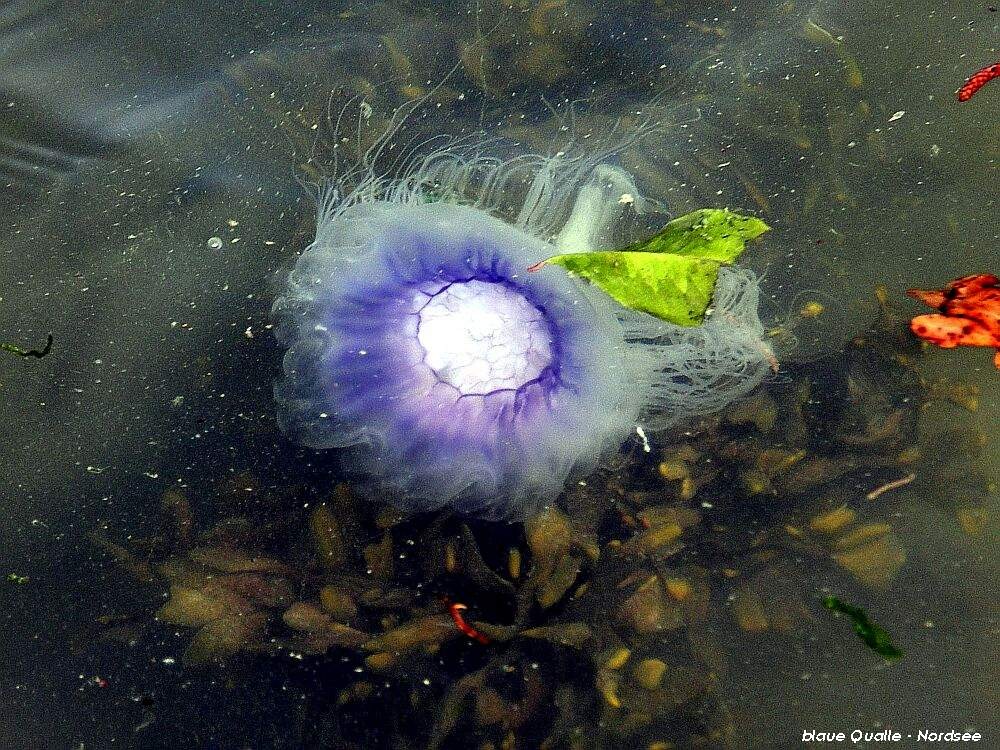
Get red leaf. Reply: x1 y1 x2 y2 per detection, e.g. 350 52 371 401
907 274 1000 370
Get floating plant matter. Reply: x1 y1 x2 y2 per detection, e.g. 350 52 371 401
1 333 52 358
273 107 774 518
907 273 1000 370
956 61 1000 102
530 208 770 326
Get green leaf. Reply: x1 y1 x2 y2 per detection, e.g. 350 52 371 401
532 209 770 327
544 251 722 326
822 595 904 662
622 208 770 262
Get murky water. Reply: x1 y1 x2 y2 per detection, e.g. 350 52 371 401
2 1 996 748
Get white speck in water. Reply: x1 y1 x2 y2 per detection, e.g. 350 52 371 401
207 236 223 250
635 424 651 453
888 110 905 122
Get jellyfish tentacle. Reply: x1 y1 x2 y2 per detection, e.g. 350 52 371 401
276 93 770 517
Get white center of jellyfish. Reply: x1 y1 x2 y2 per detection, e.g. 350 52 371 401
415 280 554 395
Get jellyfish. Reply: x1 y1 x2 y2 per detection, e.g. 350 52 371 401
273 100 773 519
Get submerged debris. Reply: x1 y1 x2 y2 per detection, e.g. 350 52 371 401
88 294 950 747
865 472 916 501
446 602 491 645
822 595 904 661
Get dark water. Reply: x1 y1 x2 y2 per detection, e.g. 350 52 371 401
1 1 997 748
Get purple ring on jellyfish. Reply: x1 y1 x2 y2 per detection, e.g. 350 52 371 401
273 122 772 520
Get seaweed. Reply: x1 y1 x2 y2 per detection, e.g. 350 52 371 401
822 595 903 661
1 333 53 358
90 298 932 748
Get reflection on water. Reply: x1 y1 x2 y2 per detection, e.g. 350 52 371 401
1 1 996 749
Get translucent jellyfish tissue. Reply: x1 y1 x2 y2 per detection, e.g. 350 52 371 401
273 126 772 520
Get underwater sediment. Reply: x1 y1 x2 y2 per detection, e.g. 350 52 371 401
88 291 989 749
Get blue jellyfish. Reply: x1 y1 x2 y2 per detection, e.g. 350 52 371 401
273 102 772 519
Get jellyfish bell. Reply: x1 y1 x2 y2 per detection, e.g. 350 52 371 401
275 198 636 519
273 98 772 519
